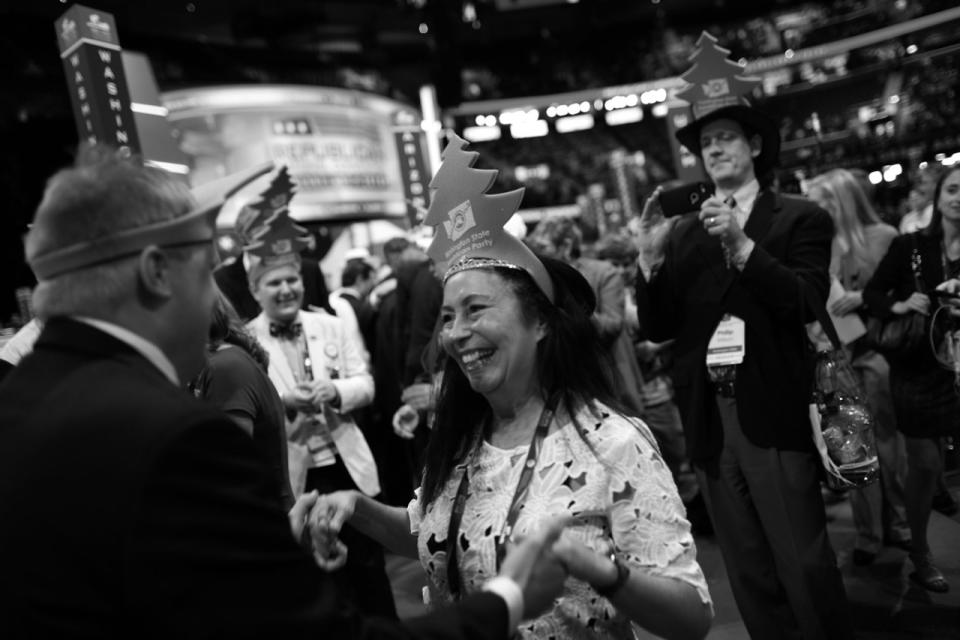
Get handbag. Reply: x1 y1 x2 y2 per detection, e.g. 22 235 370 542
864 235 926 359
803 284 880 491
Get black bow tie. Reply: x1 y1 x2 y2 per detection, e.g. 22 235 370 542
269 322 302 340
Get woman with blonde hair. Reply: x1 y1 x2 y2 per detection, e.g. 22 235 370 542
805 168 911 566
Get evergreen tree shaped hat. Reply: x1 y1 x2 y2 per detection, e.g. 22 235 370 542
424 133 555 303
241 166 315 289
674 32 780 175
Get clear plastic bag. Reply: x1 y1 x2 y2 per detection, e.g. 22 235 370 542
811 350 879 490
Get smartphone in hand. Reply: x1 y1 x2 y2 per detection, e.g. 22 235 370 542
658 182 715 218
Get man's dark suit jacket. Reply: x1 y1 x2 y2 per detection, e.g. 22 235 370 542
394 260 442 386
338 289 377 355
636 189 832 461
0 318 508 639
215 254 332 322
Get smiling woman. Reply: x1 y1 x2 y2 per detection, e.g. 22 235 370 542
415 256 713 639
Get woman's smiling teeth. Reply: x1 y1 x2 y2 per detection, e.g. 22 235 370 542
461 349 495 371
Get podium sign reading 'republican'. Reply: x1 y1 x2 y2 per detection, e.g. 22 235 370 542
55 4 140 153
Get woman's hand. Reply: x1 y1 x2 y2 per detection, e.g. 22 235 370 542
551 533 618 588
936 278 960 297
401 382 434 411
829 290 863 316
935 278 960 317
891 292 930 315
392 404 419 439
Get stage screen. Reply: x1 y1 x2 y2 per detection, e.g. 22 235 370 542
162 85 420 226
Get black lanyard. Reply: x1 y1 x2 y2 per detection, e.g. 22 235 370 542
298 332 315 382
445 395 559 600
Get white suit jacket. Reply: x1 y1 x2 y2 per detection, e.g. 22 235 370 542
248 310 380 496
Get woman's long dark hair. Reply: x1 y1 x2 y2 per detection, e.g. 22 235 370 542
209 287 269 370
923 166 960 240
418 256 618 508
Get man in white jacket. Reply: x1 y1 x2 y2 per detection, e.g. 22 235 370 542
248 252 396 619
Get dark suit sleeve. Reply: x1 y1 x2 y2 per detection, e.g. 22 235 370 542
738 203 833 322
635 229 683 344
128 418 508 640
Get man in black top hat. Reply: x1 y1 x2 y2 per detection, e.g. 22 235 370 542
635 36 853 640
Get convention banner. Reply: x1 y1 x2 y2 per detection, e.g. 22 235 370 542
163 86 416 224
393 126 431 227
55 4 140 153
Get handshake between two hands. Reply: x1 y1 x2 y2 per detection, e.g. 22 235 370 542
287 491 625 618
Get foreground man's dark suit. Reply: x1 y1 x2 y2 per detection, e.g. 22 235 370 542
636 189 853 640
0 318 508 639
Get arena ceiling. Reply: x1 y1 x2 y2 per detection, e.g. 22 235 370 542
5 0 801 111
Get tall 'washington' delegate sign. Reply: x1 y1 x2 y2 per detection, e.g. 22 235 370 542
55 4 140 153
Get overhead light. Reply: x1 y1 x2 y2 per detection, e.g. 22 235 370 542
510 120 548 139
555 114 594 133
463 125 501 142
418 23 429 34
906 44 918 54
605 107 643 126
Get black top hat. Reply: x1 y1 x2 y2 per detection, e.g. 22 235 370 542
675 104 781 176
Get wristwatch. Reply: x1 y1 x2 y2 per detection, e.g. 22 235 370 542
592 554 631 597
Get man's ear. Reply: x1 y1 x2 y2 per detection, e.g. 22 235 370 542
137 246 175 300
749 134 763 159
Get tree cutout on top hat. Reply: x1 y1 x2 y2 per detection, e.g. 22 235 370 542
674 32 762 119
236 166 297 245
242 166 312 259
424 133 554 302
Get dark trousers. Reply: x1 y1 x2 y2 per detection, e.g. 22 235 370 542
305 460 398 620
695 396 853 640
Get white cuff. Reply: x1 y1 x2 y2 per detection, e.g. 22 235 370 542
483 576 524 635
